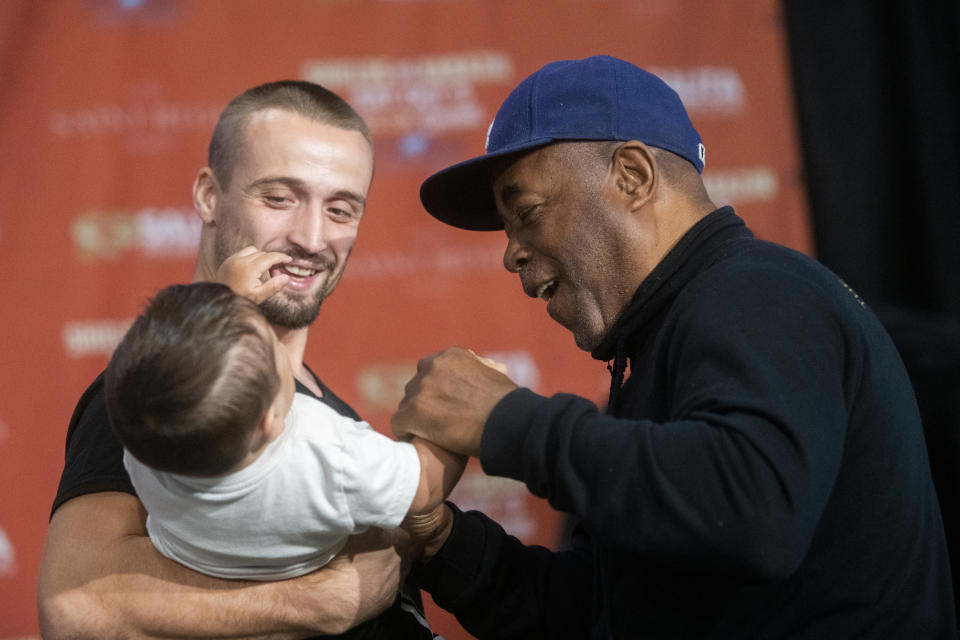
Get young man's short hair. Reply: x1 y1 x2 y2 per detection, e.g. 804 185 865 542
209 80 372 189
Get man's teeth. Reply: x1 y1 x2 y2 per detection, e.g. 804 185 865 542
284 265 318 277
536 280 556 299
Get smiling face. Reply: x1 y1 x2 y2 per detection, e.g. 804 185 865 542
203 108 374 329
493 142 652 351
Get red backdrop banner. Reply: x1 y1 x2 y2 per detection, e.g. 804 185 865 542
0 1 808 637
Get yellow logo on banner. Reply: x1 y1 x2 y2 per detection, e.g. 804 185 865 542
71 208 200 261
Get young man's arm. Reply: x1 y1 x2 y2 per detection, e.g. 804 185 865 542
38 492 405 640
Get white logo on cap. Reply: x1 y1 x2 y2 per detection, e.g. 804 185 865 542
698 143 707 167
485 119 495 152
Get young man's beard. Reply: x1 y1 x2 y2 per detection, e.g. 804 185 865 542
259 262 346 329
213 227 343 330
259 289 324 330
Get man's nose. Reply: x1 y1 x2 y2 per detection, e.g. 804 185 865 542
288 203 327 254
503 235 530 273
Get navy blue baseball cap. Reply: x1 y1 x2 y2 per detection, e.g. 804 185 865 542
420 55 705 231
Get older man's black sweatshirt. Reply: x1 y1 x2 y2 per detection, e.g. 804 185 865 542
416 207 956 639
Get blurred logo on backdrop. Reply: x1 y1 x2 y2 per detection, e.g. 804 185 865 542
651 66 746 116
357 350 541 411
62 318 133 359
84 0 185 27
49 83 219 155
449 471 539 539
346 242 503 280
646 68 778 207
482 350 541 389
703 167 779 206
301 51 513 166
0 526 16 577
72 207 200 261
299 56 744 169
356 363 416 412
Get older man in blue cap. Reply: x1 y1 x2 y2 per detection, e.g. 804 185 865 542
394 56 956 638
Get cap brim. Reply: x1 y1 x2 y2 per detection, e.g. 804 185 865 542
420 138 553 231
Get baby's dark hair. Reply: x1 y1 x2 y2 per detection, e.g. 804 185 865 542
105 282 280 476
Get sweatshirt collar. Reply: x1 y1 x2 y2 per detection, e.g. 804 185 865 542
591 206 751 364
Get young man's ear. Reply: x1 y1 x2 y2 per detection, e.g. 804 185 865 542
611 141 657 210
193 167 220 226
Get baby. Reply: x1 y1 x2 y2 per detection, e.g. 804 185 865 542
104 248 473 580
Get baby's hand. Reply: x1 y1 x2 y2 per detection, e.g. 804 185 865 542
216 246 292 303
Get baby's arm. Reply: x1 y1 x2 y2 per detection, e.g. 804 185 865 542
407 437 467 515
402 353 506 515
215 245 292 303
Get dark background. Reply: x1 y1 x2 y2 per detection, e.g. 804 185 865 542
785 0 960 610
